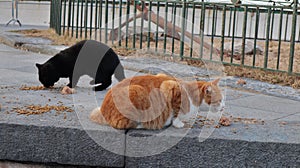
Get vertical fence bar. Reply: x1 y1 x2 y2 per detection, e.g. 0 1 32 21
59 0 62 35
133 0 137 48
288 0 297 74
199 3 205 58
230 7 237 63
62 0 67 35
76 0 79 38
50 0 62 35
99 0 103 42
253 7 260 67
84 0 88 39
163 2 168 54
171 2 176 57
125 1 130 48
118 0 122 46
284 13 289 41
277 8 283 70
209 4 216 60
220 5 226 61
155 1 160 52
89 0 93 38
67 0 72 35
109 0 113 43
94 0 98 40
104 0 108 43
270 9 274 40
50 0 53 29
147 1 152 49
180 0 186 60
298 15 300 42
80 0 83 38
264 7 271 69
50 0 54 32
189 3 196 58
227 7 232 37
71 0 75 37
139 1 144 49
241 6 248 65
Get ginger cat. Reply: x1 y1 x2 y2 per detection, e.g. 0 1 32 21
90 74 223 130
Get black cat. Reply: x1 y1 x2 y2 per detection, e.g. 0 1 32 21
36 40 125 91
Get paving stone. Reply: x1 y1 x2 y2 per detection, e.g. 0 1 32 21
125 125 300 167
0 123 125 167
227 94 300 114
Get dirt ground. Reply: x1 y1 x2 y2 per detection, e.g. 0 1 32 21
12 29 300 89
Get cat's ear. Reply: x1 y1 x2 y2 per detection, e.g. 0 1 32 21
204 85 212 95
35 63 42 69
212 78 220 85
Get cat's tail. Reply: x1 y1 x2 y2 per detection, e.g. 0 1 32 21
90 107 107 125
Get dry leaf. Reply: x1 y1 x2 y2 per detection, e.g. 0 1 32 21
20 85 45 90
219 116 231 126
236 78 247 85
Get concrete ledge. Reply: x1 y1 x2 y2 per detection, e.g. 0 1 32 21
21 44 65 55
0 34 17 47
125 124 300 167
0 123 125 167
0 121 299 167
0 33 65 55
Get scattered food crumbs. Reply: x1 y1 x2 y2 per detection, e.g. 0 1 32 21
232 117 264 125
19 85 45 90
219 116 231 126
236 78 247 85
214 125 221 128
61 86 75 95
279 121 287 126
231 128 237 134
13 104 74 116
64 113 67 120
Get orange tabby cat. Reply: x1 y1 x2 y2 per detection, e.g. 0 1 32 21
90 74 223 129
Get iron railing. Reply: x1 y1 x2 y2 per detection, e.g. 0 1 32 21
50 0 300 75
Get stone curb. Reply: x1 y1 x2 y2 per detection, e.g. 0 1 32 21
21 43 64 55
126 130 300 167
0 34 17 48
1 122 299 167
0 123 125 167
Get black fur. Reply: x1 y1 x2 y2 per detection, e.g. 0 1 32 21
36 40 125 91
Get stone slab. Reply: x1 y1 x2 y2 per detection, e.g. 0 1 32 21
227 94 300 114
125 124 300 167
0 123 125 167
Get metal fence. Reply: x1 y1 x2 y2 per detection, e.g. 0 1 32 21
50 0 300 75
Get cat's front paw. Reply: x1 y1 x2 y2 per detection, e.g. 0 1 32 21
172 118 184 128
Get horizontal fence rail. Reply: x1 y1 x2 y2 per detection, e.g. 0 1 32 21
50 0 300 75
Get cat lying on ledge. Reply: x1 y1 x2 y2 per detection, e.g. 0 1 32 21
36 40 125 91
90 74 224 130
